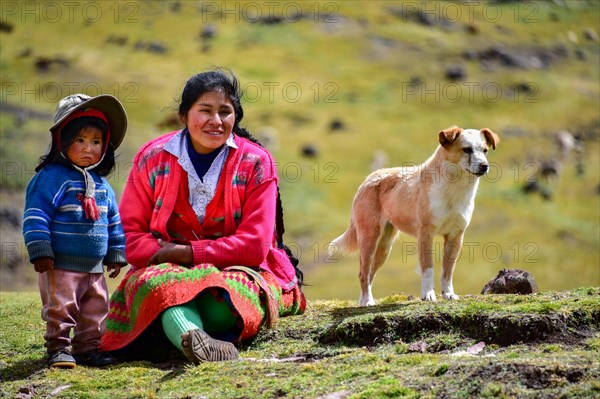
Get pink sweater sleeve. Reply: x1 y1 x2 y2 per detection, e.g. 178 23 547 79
119 161 161 269
191 178 277 267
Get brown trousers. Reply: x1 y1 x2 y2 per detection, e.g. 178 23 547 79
38 269 109 354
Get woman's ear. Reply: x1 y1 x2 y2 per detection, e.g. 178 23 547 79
179 113 187 125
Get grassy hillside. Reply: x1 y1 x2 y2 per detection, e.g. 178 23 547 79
1 1 599 300
1 289 599 398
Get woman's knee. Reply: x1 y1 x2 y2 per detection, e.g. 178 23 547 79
196 292 237 332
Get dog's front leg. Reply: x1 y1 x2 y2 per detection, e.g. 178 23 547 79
418 229 436 301
441 232 464 300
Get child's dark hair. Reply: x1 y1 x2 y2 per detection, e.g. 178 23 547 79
179 69 303 285
36 116 116 176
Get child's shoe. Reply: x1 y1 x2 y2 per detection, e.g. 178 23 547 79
73 350 116 367
48 349 76 368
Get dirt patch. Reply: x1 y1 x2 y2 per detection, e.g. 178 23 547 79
426 362 597 398
318 302 600 349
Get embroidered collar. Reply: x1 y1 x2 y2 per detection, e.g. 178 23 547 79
164 128 237 224
164 128 237 158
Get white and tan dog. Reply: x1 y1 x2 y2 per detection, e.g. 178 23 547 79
330 126 499 305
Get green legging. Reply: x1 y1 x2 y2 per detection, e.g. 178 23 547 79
161 292 237 350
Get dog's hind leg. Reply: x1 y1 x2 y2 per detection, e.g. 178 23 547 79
357 222 398 306
358 240 378 306
441 232 464 300
356 222 382 306
370 222 399 286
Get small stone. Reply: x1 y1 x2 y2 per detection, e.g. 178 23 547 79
481 269 539 294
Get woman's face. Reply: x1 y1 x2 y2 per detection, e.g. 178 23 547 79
65 127 104 167
182 91 235 154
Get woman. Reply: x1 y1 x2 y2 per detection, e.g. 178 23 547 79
100 70 305 363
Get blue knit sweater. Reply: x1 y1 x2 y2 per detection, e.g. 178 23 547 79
23 163 127 273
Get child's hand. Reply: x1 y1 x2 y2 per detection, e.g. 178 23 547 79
107 263 122 278
33 257 54 273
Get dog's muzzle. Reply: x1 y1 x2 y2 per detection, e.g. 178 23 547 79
469 163 489 176
476 163 489 176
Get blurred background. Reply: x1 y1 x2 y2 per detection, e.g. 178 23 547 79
1 0 598 301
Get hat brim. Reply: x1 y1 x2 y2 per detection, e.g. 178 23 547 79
49 94 128 150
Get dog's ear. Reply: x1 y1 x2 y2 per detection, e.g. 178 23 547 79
481 128 499 150
439 126 462 148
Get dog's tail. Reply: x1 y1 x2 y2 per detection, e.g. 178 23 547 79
328 219 359 256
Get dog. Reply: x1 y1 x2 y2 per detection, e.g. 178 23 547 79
329 126 499 305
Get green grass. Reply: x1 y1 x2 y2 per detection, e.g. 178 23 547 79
1 289 599 398
1 0 599 300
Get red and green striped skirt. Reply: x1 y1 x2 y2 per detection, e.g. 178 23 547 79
100 263 306 353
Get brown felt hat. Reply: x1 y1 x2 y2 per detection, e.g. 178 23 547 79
50 94 128 149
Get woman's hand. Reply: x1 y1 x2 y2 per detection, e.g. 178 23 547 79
33 257 54 273
147 239 194 267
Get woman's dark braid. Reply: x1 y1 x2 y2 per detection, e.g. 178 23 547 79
234 126 303 285
234 126 259 145
275 184 303 284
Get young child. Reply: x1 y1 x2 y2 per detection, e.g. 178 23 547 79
23 94 128 368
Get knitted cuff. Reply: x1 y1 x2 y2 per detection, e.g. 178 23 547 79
27 241 54 263
104 249 127 265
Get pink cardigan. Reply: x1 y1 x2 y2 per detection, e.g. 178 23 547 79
119 131 298 290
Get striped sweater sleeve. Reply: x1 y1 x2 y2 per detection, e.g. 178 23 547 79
22 170 58 262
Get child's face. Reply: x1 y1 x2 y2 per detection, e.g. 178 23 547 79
66 127 104 167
